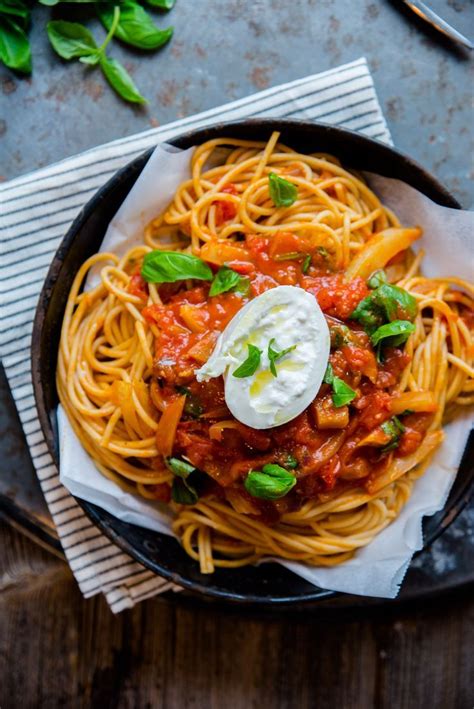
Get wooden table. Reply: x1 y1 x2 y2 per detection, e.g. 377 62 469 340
1 520 473 707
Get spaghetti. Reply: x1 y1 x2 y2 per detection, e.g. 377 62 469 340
57 133 474 573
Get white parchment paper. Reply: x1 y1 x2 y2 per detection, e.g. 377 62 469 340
58 143 474 598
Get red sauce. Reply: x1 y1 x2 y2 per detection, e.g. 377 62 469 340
144 233 421 515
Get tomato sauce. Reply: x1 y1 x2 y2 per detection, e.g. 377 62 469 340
140 232 423 512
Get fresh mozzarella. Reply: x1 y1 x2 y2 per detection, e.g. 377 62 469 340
196 285 330 429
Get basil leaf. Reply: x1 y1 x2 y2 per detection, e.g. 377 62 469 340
99 55 147 104
0 16 30 72
175 386 203 418
284 454 298 470
350 295 384 334
323 362 334 385
141 250 213 283
329 323 352 349
351 283 417 334
209 266 243 296
367 269 387 289
171 477 198 505
323 363 356 407
245 463 296 500
267 338 296 377
268 172 298 208
380 416 405 453
232 344 262 378
302 254 311 273
331 377 356 407
233 276 251 296
96 1 173 50
47 21 97 59
373 283 417 322
0 0 29 29
145 0 175 7
167 456 196 478
371 320 415 349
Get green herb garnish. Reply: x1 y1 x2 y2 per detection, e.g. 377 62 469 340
244 463 296 500
0 0 31 74
367 269 387 289
141 250 213 284
371 320 415 349
47 9 147 104
175 386 203 418
267 338 297 377
96 1 173 51
380 416 405 453
323 363 356 408
167 456 202 505
232 344 262 378
268 172 298 208
351 283 417 334
284 454 298 470
302 254 312 273
209 265 247 297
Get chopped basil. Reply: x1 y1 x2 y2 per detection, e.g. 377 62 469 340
367 269 387 289
244 463 296 500
351 283 417 334
284 454 298 470
268 172 298 208
371 320 415 349
167 456 203 505
380 416 405 453
374 284 418 322
323 363 356 408
317 246 330 261
141 250 213 284
267 338 296 377
302 254 311 273
329 323 352 349
209 265 246 296
175 386 203 418
232 344 262 378
171 477 198 505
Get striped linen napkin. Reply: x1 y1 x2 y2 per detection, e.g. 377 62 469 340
0 57 391 612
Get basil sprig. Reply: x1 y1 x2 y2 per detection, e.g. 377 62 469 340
371 320 415 350
244 464 296 500
323 363 356 408
0 0 31 74
47 9 147 104
141 250 213 283
351 282 417 334
167 457 201 505
96 1 173 51
267 338 296 377
380 416 405 453
232 344 262 378
268 172 298 208
209 265 249 297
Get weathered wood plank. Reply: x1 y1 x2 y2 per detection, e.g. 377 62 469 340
1 522 472 709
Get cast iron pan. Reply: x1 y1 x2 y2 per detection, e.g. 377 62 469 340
32 119 474 605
